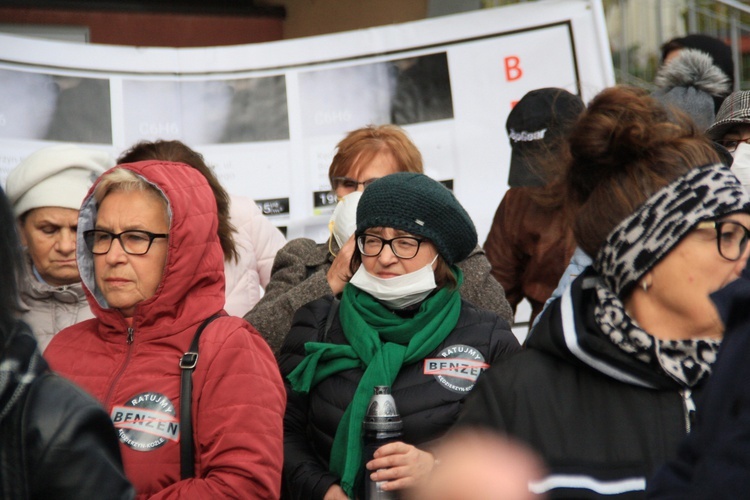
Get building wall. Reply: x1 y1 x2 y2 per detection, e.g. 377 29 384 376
272 0 429 39
0 1 431 46
0 7 283 46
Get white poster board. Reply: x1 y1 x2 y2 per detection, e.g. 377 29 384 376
0 0 614 242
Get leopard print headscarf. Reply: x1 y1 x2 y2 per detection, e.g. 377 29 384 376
594 163 750 297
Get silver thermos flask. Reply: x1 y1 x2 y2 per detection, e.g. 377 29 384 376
363 385 403 500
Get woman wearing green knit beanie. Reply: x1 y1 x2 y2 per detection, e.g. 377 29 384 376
279 172 521 499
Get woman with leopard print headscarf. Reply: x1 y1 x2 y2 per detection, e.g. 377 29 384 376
456 85 750 499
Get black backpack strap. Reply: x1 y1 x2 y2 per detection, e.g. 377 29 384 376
179 313 222 479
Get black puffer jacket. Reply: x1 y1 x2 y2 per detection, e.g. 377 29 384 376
278 295 520 500
0 321 133 500
648 273 750 498
457 269 704 499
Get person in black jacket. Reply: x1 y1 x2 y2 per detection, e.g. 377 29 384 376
647 272 750 498
0 184 133 500
457 85 750 499
279 172 521 500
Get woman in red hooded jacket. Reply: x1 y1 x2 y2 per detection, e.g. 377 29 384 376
45 160 285 499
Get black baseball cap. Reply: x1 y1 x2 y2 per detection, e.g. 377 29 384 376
506 88 584 187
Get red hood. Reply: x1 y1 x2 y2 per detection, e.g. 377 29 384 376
75 160 225 338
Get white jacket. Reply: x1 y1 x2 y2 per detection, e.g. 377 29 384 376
18 254 94 352
224 194 287 317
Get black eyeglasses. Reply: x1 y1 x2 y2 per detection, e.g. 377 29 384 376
357 234 424 259
716 138 750 153
331 176 380 193
83 229 168 255
695 220 750 261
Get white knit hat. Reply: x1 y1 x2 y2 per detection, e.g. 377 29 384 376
6 145 111 217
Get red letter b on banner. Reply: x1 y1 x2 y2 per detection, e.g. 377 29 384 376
504 56 523 81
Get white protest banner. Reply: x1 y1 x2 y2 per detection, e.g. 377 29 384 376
0 0 614 241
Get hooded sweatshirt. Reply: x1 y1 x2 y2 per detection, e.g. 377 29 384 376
45 160 285 499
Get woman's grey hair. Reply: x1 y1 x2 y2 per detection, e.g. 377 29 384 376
93 167 170 226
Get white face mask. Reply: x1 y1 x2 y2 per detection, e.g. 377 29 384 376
328 191 363 249
731 142 750 193
349 255 438 309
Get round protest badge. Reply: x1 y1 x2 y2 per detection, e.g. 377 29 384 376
111 392 180 451
423 344 489 393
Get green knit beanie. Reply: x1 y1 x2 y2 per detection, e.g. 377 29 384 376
355 173 477 265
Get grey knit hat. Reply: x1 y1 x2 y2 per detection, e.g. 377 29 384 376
706 90 750 140
652 49 731 131
355 173 477 265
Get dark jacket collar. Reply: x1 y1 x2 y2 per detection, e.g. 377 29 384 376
527 268 682 390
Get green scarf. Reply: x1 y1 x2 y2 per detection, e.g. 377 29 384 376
287 268 463 497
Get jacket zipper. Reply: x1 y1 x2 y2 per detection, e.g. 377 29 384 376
681 388 695 433
105 326 135 407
